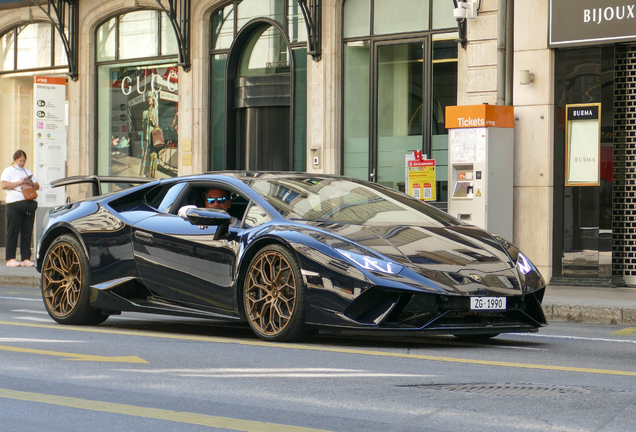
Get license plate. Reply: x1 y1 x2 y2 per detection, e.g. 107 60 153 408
470 297 506 310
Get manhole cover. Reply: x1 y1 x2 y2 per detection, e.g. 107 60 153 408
398 382 630 396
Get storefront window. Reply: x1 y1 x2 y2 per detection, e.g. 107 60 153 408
288 2 307 43
293 48 307 171
0 23 67 73
0 31 15 71
343 0 370 38
120 11 159 59
54 31 68 66
96 11 179 179
342 0 456 206
343 42 370 180
432 0 457 29
211 4 235 50
374 0 429 35
376 42 424 189
237 0 285 30
0 22 69 213
431 36 458 203
240 27 290 76
17 23 52 69
96 18 116 62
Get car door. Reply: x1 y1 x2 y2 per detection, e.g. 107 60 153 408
132 182 244 313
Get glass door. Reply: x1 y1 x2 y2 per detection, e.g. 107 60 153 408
373 40 425 190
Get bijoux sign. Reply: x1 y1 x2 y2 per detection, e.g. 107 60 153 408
550 0 636 47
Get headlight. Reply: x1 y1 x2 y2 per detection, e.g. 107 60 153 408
334 248 404 275
517 252 533 275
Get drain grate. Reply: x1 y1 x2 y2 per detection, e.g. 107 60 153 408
398 382 630 396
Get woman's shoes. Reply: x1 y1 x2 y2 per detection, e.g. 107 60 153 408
5 259 35 267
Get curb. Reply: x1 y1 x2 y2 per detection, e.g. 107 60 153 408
543 302 636 325
2 275 39 288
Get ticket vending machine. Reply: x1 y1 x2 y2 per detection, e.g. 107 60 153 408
445 105 514 241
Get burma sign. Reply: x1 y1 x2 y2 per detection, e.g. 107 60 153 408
565 104 601 186
550 0 636 47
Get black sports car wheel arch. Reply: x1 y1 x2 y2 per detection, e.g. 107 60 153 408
41 234 108 325
243 244 312 342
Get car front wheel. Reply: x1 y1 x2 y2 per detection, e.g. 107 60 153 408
41 234 108 325
243 244 311 342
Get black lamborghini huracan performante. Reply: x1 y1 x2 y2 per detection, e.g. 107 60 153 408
36 172 547 342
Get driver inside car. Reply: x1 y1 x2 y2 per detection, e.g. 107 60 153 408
178 188 239 228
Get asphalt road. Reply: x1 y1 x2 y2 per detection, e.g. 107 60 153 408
0 284 635 432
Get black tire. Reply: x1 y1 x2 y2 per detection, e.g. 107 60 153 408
41 234 108 325
243 244 312 342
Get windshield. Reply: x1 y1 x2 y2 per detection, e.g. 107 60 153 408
248 177 459 227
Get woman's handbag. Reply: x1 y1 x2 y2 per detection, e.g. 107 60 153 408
152 127 165 148
19 168 37 201
21 186 38 201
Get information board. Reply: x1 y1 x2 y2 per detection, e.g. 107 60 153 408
33 76 67 206
407 159 436 201
565 103 600 186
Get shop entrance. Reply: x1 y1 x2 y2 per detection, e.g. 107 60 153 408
553 45 630 285
235 72 291 171
239 105 290 171
225 23 293 171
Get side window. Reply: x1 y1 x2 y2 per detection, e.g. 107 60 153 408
146 182 187 213
244 203 273 228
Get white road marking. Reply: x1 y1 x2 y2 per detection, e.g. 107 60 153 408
14 317 54 323
0 338 82 343
10 309 146 322
117 368 435 378
10 309 47 314
509 333 636 344
0 296 40 302
173 373 434 378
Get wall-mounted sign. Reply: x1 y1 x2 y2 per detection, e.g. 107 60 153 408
405 152 436 201
550 0 636 47
407 158 436 201
565 103 600 186
33 76 67 207
445 105 514 129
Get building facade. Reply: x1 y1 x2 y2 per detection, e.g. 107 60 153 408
2 0 632 287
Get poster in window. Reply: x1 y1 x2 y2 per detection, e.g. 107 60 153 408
565 103 600 186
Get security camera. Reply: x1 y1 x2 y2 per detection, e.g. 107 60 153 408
454 1 477 22
454 6 467 21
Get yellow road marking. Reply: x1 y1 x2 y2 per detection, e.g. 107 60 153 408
0 388 331 432
1 320 636 377
611 327 636 336
0 344 147 363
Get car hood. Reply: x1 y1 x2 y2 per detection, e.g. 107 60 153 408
303 221 522 295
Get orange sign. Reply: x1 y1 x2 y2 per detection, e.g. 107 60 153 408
34 76 67 85
445 105 514 129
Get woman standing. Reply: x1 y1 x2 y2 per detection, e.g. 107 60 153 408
1 150 40 267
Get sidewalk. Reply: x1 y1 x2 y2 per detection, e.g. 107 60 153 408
0 259 634 325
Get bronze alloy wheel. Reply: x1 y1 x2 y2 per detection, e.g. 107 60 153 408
42 241 83 319
245 250 297 337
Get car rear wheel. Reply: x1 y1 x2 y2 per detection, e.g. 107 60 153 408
243 244 311 342
41 234 108 325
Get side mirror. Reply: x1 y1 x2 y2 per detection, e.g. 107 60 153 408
186 208 231 226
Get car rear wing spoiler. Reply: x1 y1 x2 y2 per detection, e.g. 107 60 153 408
50 176 155 197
